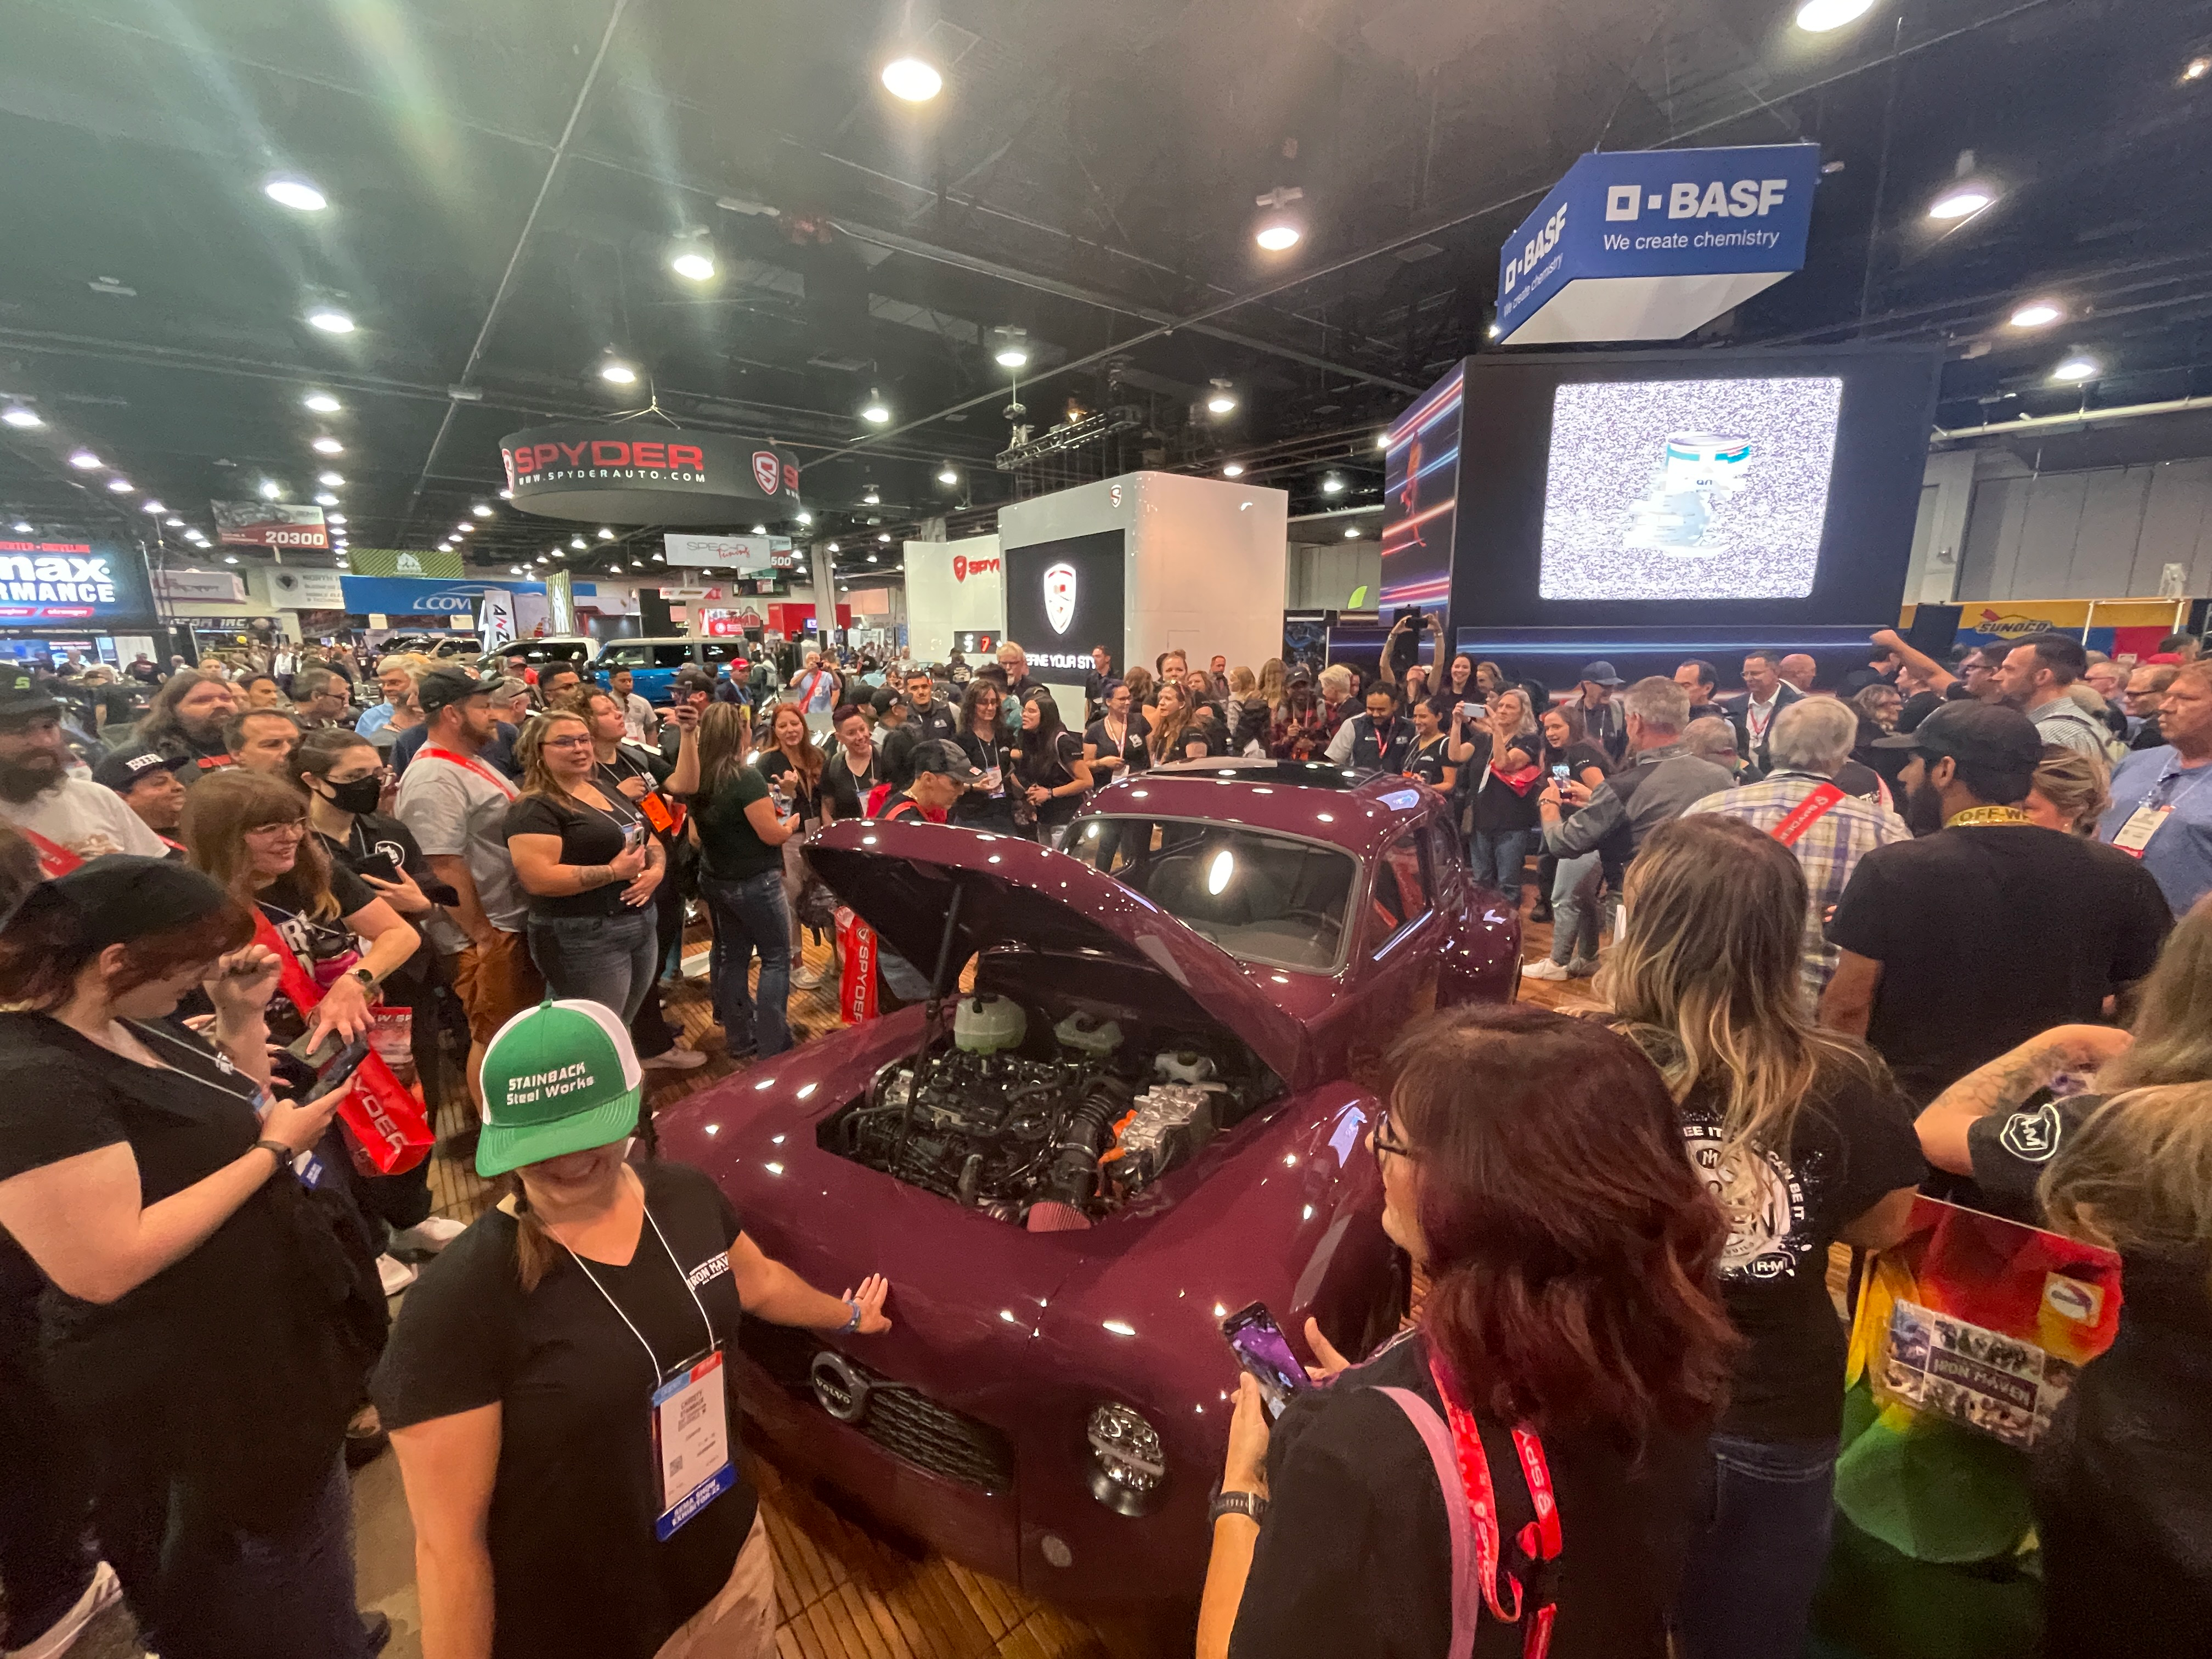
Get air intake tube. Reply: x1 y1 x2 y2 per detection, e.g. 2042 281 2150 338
1043 1082 1127 1208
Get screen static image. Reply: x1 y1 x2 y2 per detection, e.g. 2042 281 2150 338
1537 376 1843 602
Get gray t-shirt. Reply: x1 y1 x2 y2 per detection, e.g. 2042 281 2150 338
395 749 526 936
0 777 167 861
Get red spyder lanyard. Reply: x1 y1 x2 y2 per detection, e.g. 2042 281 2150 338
421 746 517 800
1430 1352 1564 1659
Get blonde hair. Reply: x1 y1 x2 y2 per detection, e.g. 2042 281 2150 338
1319 664 1354 701
1256 658 1286 708
1229 665 1257 697
2030 744 2111 835
1606 815 1875 1216
2041 1083 2212 1294
2100 901 2212 1092
1488 686 1539 736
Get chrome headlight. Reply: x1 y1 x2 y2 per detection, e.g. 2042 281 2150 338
1086 1401 1167 1515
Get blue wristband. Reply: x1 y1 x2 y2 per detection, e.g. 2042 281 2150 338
840 1299 863 1333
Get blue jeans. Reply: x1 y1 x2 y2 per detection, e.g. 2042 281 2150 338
1548 849 1604 966
701 868 793 1058
527 907 659 1026
1672 1433 1838 1659
1469 827 1538 906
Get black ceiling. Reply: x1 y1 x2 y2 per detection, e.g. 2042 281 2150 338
2 0 2209 590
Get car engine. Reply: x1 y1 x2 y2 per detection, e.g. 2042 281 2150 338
819 996 1275 1227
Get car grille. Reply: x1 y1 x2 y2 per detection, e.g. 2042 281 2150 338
742 1317 1017 1495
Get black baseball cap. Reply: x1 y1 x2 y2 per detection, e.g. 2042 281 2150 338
1577 660 1624 687
416 666 500 714
909 738 983 783
0 664 59 724
1872 700 2042 771
7 856 231 946
93 748 191 793
671 667 715 696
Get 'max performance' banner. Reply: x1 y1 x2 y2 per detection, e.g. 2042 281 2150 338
1497 143 1821 346
0 540 156 626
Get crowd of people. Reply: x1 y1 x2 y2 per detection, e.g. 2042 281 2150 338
0 618 2207 1658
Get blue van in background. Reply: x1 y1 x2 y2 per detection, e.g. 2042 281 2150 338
592 636 751 705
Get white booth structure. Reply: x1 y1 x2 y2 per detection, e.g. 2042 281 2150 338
902 535 1005 669
995 471 1290 718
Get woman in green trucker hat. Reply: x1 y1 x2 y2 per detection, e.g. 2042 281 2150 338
372 996 891 1659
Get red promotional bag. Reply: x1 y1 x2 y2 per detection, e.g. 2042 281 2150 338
251 909 434 1175
834 905 879 1025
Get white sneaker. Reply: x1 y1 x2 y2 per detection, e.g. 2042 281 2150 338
376 1253 418 1297
6 1559 122 1659
641 1046 707 1071
1522 957 1572 981
390 1215 467 1255
790 964 825 990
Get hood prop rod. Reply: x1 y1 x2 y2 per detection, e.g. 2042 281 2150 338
893 877 966 1173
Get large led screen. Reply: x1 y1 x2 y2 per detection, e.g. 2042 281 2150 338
1538 377 1842 602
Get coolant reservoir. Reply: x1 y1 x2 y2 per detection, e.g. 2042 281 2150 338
953 994 1028 1054
1055 1012 1124 1058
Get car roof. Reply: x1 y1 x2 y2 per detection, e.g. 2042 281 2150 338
1081 760 1443 862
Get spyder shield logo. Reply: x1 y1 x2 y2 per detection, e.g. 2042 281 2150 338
1042 562 1076 634
752 451 780 495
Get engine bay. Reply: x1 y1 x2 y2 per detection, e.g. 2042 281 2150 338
819 994 1280 1228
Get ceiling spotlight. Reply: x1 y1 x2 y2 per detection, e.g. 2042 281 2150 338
2185 55 2211 81
668 239 716 283
1795 0 1875 30
796 510 813 526
326 512 346 526
67 449 100 470
1928 183 1995 220
10 521 31 534
608 561 624 572
438 540 453 551
936 462 958 486
1320 475 1345 495
1253 185 1305 252
163 516 183 527
653 551 666 561
994 328 1030 369
860 388 891 424
1486 321 1502 339
2051 353 2101 382
509 565 525 575
881 57 943 101
1221 462 1245 478
877 532 892 543
867 552 879 564
318 471 343 487
1206 379 1238 415
749 523 767 535
2008 300 2063 328
1344 526 1361 539
457 522 475 533
311 436 343 454
827 540 840 553
302 391 341 413
498 488 512 500
599 358 637 385
1374 433 1390 450
2 407 41 429
306 307 355 334
571 535 587 549
223 554 240 565
140 498 166 513
471 503 493 517
597 527 615 540
108 477 134 493
263 176 328 212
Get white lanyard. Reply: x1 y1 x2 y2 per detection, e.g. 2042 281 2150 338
2141 760 2212 814
558 1201 718 1383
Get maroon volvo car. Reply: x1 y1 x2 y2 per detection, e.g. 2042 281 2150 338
656 759 1520 1604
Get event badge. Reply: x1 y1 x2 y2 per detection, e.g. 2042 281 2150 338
651 1348 736 1541
2111 804 2170 858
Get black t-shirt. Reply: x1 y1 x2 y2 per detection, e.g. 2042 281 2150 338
503 791 645 918
1012 729 1086 825
0 1011 384 1528
694 766 779 883
1829 825 2171 1103
907 701 960 746
1674 1052 1925 1438
1085 714 1150 776
952 727 1012 824
1542 740 1612 789
373 1161 754 1659
317 812 445 984
1962 1090 2102 1227
822 744 881 821
1895 689 1945 733
1471 735 1544 831
256 862 378 1041
599 746 679 848
1402 733 1452 789
1231 1331 1707 1659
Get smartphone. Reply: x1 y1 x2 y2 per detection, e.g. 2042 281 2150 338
1457 701 1482 723
622 820 646 853
1550 763 1571 785
354 849 402 885
286 1029 372 1103
1220 1302 1309 1421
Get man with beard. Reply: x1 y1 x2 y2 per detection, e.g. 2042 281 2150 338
133 669 239 780
91 748 190 851
291 666 356 731
0 675 166 867
1821 701 2169 1104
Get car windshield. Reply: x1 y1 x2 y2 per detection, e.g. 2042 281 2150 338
1062 816 1357 973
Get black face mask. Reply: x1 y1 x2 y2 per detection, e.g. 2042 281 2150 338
323 774 383 815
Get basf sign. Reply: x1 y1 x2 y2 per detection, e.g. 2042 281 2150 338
0 541 156 626
1496 143 1822 346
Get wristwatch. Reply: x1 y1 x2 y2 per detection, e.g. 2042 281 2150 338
253 1138 293 1172
348 966 376 994
1208 1486 1268 1527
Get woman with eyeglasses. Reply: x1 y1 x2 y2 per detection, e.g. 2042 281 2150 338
503 712 664 1026
1084 680 1150 783
952 679 1017 831
1198 1005 1734 1659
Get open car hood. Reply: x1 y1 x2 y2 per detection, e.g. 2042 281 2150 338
804 819 1309 1089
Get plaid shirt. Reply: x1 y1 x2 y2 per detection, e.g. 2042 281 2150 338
1681 771 1912 1001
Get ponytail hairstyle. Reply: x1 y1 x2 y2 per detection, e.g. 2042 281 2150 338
500 1173 559 1293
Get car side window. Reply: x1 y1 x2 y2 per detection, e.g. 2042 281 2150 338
701 640 739 665
1369 830 1431 951
651 644 692 668
601 643 647 668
